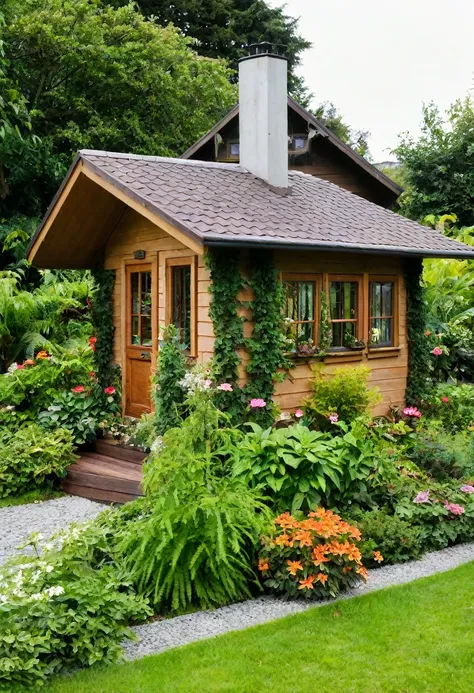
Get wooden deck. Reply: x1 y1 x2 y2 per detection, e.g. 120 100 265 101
63 440 146 504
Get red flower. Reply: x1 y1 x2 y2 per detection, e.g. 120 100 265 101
16 364 25 370
442 396 449 403
89 371 96 379
89 336 97 345
104 386 116 395
72 385 85 394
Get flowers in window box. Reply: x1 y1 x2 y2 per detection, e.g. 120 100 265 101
71 385 85 394
343 331 365 350
250 398 266 408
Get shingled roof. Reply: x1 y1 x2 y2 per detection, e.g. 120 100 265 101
29 150 474 262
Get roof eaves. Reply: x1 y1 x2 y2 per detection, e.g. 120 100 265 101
80 158 205 249
203 233 474 259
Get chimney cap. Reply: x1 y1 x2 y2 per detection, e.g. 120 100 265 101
239 41 287 63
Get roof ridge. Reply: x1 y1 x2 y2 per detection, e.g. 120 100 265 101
79 150 247 173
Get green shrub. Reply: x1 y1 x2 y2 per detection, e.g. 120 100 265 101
0 523 150 690
152 324 187 436
0 424 76 498
233 421 391 513
426 383 474 431
303 365 381 430
118 389 270 613
348 508 424 566
258 508 367 600
395 485 474 550
407 434 463 480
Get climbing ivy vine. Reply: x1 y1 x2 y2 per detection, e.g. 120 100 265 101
90 268 119 391
405 258 430 403
245 251 289 427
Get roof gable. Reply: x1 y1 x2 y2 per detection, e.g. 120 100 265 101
181 97 403 200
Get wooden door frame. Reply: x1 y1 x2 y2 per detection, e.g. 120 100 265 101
121 254 158 416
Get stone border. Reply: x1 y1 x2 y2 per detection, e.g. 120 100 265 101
125 542 474 661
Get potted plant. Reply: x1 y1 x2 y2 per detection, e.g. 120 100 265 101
343 330 365 351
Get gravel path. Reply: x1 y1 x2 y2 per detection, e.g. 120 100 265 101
0 496 104 567
124 542 474 661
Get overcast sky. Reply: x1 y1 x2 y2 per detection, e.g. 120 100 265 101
269 0 474 161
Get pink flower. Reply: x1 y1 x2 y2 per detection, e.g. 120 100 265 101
16 364 24 370
403 406 422 419
413 490 430 504
72 385 85 394
328 413 339 423
295 409 304 419
218 383 233 392
431 346 443 356
460 485 474 494
441 397 449 403
444 502 465 516
104 386 116 395
250 398 266 408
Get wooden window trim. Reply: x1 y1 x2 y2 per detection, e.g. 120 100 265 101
227 139 240 160
326 274 364 351
282 273 321 354
166 256 197 357
368 275 399 350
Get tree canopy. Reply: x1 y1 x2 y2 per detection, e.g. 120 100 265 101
313 102 370 158
110 0 312 103
1 0 236 220
395 98 474 226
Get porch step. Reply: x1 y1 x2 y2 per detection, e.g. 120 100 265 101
94 439 147 465
63 446 145 505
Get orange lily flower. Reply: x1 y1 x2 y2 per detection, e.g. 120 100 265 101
316 572 328 585
373 551 384 563
298 575 316 590
258 558 269 572
287 560 303 576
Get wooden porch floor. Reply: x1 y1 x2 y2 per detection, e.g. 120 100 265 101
63 440 146 504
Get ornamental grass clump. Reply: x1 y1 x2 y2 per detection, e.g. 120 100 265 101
258 508 368 600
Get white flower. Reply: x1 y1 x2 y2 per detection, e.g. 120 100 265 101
46 585 65 597
45 565 54 573
30 592 44 601
0 595 7 603
44 543 54 551
150 437 164 454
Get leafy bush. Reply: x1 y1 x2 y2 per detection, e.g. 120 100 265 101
258 508 367 599
426 383 474 431
39 381 120 445
303 365 380 430
152 324 186 435
0 523 151 690
119 389 269 612
407 433 463 480
0 424 76 498
233 421 391 512
348 508 423 566
396 484 474 550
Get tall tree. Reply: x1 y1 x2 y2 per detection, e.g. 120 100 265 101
2 0 236 220
395 98 474 226
110 0 312 103
313 102 370 158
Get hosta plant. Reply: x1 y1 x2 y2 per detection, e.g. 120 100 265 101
258 508 369 600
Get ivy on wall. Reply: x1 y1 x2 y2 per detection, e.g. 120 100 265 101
318 289 331 356
152 324 186 435
405 258 430 404
90 268 119 391
245 251 289 427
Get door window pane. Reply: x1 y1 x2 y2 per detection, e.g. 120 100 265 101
131 273 140 314
141 271 152 315
129 270 153 347
131 316 140 345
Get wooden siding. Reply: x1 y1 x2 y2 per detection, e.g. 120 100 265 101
104 211 407 417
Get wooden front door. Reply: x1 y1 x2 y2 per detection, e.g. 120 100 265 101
125 264 153 417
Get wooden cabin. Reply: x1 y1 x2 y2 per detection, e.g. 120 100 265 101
27 45 474 421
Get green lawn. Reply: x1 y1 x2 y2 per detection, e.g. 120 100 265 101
47 562 474 693
0 488 63 509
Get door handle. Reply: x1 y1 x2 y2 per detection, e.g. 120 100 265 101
140 352 151 361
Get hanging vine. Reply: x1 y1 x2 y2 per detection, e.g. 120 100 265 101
90 268 119 391
405 258 430 404
318 289 331 357
205 248 247 420
245 251 290 427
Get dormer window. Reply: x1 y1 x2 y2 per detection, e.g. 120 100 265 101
229 141 240 158
289 134 308 152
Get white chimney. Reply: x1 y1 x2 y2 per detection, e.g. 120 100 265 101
239 43 289 190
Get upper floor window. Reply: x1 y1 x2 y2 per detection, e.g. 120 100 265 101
369 280 395 347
